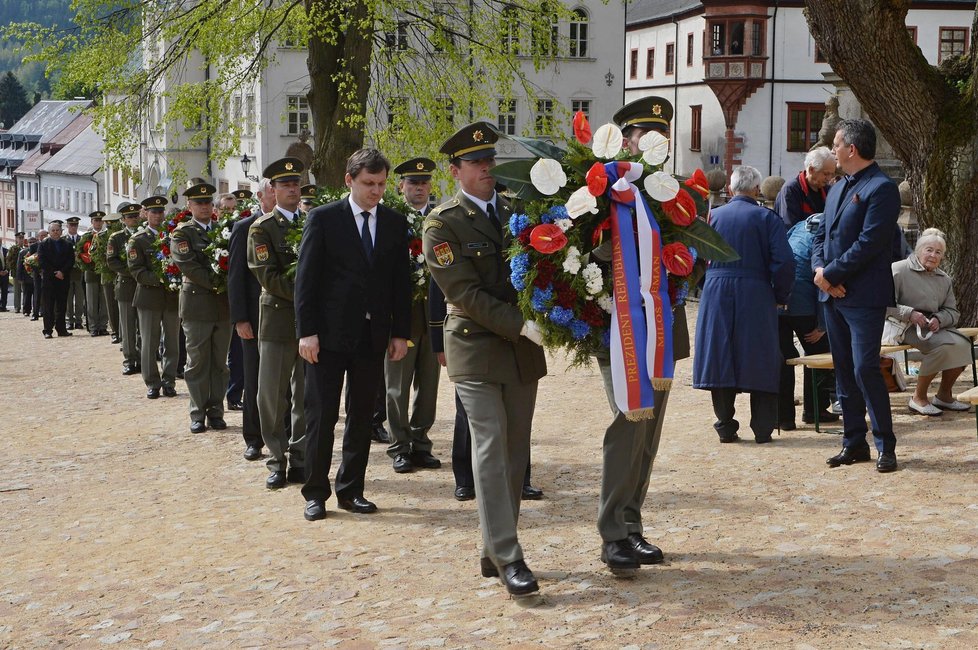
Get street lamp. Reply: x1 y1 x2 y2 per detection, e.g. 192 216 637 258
240 153 259 182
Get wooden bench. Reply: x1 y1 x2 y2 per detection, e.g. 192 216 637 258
955 386 978 440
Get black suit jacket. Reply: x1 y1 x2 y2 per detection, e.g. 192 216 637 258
228 214 261 327
295 198 411 351
38 237 74 279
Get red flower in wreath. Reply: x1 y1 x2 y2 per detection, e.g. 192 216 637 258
553 279 577 308
529 224 567 254
585 162 608 197
684 169 710 199
573 111 592 145
80 240 93 264
662 242 694 276
218 255 229 272
582 301 605 327
533 259 556 288
662 188 697 227
408 238 423 257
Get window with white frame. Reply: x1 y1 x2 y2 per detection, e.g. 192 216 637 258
498 99 517 135
535 99 554 136
569 8 588 58
287 95 309 136
571 99 591 120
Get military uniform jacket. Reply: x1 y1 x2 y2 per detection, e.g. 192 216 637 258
93 229 116 286
128 226 178 311
64 233 83 280
247 209 299 342
170 219 229 322
5 244 21 275
422 191 546 384
107 228 137 301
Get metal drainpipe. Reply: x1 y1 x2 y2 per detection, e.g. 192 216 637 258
768 1 779 177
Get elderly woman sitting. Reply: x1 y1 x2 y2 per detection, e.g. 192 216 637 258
889 228 972 415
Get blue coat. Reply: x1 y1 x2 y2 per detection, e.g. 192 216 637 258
693 195 795 392
811 162 900 308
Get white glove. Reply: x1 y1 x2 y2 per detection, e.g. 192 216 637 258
520 320 544 346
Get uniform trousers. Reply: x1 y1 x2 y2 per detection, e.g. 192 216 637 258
455 378 537 568
182 318 232 423
103 282 119 336
41 275 69 334
385 328 439 457
117 296 139 366
597 357 666 542
452 389 533 490
86 279 108 333
240 337 263 449
257 338 306 473
138 305 180 389
13 278 21 312
67 275 84 327
226 329 244 405
303 319 385 502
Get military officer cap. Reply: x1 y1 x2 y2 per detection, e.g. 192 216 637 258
183 182 217 202
119 203 142 217
394 157 436 180
103 213 121 222
300 184 318 201
613 96 674 135
440 122 499 161
15 231 25 236
262 157 304 182
141 195 169 211
232 189 253 200
49 219 64 225
65 216 81 224
88 211 106 220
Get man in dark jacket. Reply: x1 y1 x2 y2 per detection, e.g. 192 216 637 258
37 221 76 338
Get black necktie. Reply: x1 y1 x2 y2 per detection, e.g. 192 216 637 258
486 203 501 238
360 211 373 260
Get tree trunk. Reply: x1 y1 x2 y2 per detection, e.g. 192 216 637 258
305 0 375 186
805 1 978 324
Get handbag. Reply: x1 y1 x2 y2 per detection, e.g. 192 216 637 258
881 316 911 345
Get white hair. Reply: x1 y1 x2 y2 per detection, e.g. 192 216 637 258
729 165 762 193
805 146 835 171
915 227 946 254
256 178 273 194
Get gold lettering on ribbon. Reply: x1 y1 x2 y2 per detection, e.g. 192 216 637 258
612 219 640 391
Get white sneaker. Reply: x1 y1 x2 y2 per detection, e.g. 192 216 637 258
931 396 971 412
908 398 943 416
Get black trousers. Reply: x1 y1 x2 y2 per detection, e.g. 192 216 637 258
240 336 262 448
22 281 34 316
0 273 8 309
778 314 834 423
710 387 778 441
452 388 532 490
302 320 385 502
227 328 244 403
42 275 69 334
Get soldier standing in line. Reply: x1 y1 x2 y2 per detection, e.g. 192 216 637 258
171 182 232 434
107 203 142 375
128 196 181 399
247 158 307 489
299 184 317 212
64 216 85 330
96 213 122 344
6 232 25 313
78 212 109 336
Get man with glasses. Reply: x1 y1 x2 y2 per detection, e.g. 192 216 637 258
774 146 837 229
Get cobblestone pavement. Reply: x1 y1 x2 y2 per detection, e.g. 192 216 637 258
2 306 977 648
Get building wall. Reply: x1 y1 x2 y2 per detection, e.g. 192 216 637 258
1 181 16 245
40 173 102 228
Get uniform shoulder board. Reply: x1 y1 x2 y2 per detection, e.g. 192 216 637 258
174 221 193 231
255 212 277 226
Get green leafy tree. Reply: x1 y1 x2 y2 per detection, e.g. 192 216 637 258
805 0 978 323
5 0 581 186
0 71 31 127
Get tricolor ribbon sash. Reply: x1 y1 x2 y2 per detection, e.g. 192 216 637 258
606 161 674 421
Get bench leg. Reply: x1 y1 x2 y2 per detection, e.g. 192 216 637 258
971 342 976 387
811 367 821 433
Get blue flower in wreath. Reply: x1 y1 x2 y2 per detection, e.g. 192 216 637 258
601 329 611 349
688 246 698 263
675 280 690 304
510 252 530 290
531 285 553 313
508 213 530 236
542 205 569 224
548 305 574 327
569 319 591 340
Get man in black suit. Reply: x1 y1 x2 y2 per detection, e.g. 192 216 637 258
37 220 75 338
296 149 412 521
228 185 268 461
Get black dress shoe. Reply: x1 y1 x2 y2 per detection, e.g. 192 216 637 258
30 315 39 320
266 471 287 489
243 445 262 461
803 411 840 424
371 423 390 444
718 432 740 443
392 453 414 473
111 334 121 344
66 324 74 330
176 369 185 379
287 466 305 484
826 445 872 467
190 421 207 434
626 533 664 565
207 417 227 430
454 486 475 501
521 484 543 500
304 499 326 521
480 557 499 577
43 332 52 339
146 387 160 399
122 365 139 376
779 421 796 431
755 435 773 444
601 540 640 576
411 451 442 469
876 451 898 473
337 495 377 513
227 401 243 411
162 385 176 397
500 560 539 595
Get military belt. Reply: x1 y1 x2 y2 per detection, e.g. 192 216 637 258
445 303 469 318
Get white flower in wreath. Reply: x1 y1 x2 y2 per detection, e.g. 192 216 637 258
562 245 582 274
221 227 232 240
597 294 614 314
565 186 599 219
591 123 624 159
639 131 670 166
582 262 603 295
644 171 680 202
529 158 567 196
554 218 573 233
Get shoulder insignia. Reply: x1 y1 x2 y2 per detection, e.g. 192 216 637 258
128 247 137 260
254 243 269 262
432 242 454 266
256 213 276 225
176 240 190 255
106 243 115 256
424 218 443 232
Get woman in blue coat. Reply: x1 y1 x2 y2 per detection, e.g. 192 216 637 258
693 166 795 443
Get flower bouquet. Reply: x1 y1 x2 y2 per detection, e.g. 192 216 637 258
491 112 737 419
382 189 429 303
75 230 98 273
23 252 38 275
91 221 122 282
204 212 236 294
151 209 189 291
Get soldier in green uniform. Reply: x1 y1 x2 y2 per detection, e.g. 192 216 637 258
422 122 547 597
171 182 232 434
299 184 317 212
107 203 142 375
78 212 109 336
95 213 121 342
386 157 442 473
247 157 307 489
64 216 86 330
592 97 683 576
128 196 181 399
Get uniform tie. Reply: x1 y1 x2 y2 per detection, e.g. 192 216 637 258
486 203 501 238
360 211 373 260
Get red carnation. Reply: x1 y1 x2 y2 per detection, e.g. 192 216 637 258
684 169 710 199
662 189 697 227
161 244 170 256
573 111 592 144
529 224 568 254
218 256 229 271
408 238 423 257
240 209 252 218
518 229 532 246
553 279 576 308
582 300 605 327
533 259 556 288
586 162 608 197
662 242 694 276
